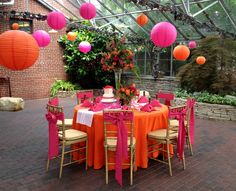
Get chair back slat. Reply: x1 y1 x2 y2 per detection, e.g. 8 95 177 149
156 91 175 106
76 90 94 104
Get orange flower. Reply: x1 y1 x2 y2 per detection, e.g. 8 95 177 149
125 89 130 96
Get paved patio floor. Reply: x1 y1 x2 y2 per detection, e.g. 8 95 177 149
0 97 236 191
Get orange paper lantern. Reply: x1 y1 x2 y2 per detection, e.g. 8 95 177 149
136 13 148 26
67 32 77 41
12 23 19 30
196 56 206 65
0 30 39 70
173 45 190 61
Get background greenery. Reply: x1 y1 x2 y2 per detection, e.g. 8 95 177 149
177 36 236 95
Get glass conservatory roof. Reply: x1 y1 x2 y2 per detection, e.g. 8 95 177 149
61 0 236 41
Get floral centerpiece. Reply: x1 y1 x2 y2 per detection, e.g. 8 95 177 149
100 36 135 90
116 83 138 105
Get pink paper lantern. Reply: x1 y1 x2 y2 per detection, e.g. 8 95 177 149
150 22 177 48
79 3 96 20
47 11 66 30
32 30 51 47
188 40 197 49
79 41 91 53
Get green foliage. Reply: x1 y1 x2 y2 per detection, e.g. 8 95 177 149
177 36 236 95
58 28 116 89
50 79 79 97
175 89 236 106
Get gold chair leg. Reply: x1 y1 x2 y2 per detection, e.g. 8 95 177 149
134 148 136 172
85 140 88 170
182 152 186 170
105 147 108 184
59 145 65 179
130 148 133 186
167 142 172 176
46 159 50 171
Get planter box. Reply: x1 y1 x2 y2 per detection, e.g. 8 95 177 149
173 98 236 121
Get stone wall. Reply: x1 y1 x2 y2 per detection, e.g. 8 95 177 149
174 98 236 121
123 74 180 98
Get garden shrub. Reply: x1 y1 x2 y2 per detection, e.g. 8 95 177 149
177 36 236 95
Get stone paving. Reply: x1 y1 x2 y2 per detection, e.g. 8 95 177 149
0 97 236 191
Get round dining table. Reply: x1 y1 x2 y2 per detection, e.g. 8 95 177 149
72 104 169 169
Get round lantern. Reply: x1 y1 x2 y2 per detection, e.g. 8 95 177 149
0 30 39 70
67 32 77 41
196 56 206 65
150 22 177 48
12 23 19 30
78 41 91 53
188 40 197 49
136 13 148 26
173 45 190 61
79 3 96 20
47 11 66 30
32 30 51 47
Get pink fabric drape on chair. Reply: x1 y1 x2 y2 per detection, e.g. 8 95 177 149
45 111 64 160
103 111 133 186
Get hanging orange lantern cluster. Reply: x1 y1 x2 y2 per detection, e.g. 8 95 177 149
196 56 206 65
173 45 190 61
12 23 19 30
0 30 39 70
136 13 148 26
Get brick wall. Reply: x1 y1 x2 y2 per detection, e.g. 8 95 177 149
0 0 67 100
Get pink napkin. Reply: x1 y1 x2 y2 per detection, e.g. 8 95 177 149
150 99 162 107
81 100 93 107
95 96 102 103
89 102 104 112
121 105 129 110
138 96 148 103
140 103 155 112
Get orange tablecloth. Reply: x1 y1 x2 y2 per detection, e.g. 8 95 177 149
72 105 168 169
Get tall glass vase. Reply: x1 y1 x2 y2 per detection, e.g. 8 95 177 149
114 69 122 90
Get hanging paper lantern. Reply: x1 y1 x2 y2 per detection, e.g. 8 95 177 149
78 41 91 53
79 3 96 20
173 45 190 61
67 32 77 41
12 23 19 30
196 56 206 65
136 13 148 26
0 30 39 70
188 40 197 49
150 22 177 48
32 30 51 47
47 11 66 30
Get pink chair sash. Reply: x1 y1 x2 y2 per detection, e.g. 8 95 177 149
169 110 186 159
103 111 133 186
157 92 174 106
48 97 59 106
77 91 93 104
187 98 196 145
45 111 64 160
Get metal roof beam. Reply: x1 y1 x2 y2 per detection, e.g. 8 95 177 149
112 0 150 36
218 0 236 31
192 0 218 17
96 0 138 36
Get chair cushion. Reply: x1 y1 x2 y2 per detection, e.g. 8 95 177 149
106 137 136 148
57 118 73 127
58 129 87 141
148 129 178 140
